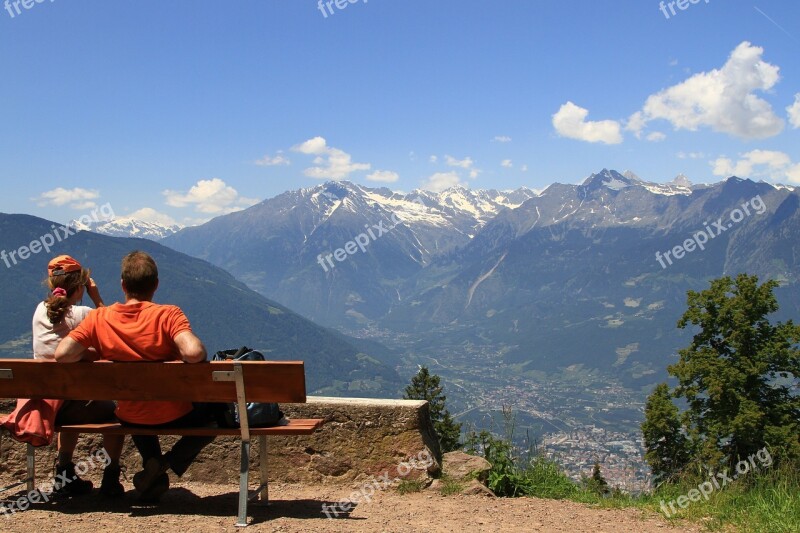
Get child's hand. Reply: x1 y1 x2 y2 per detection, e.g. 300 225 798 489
85 278 104 307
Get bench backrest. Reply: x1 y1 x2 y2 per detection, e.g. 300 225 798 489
0 360 307 403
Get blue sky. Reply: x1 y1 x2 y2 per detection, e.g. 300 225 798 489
1 0 798 225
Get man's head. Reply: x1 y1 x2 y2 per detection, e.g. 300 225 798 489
121 251 159 301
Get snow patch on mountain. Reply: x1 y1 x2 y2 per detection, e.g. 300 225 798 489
585 169 693 196
72 217 184 240
605 177 630 190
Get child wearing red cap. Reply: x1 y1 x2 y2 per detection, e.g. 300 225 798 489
33 255 100 360
30 255 126 498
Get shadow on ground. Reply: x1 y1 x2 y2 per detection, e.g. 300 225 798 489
2 487 366 525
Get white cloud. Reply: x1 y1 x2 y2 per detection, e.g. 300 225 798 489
291 136 370 180
366 170 400 183
429 155 438 163
163 178 259 214
493 136 512 143
36 187 99 209
646 132 667 142
677 151 705 159
445 155 475 169
255 151 290 166
469 169 480 179
292 136 329 155
788 93 800 128
125 207 179 226
501 159 513 168
628 41 784 140
521 164 528 172
626 112 647 137
421 172 464 192
552 101 623 144
711 150 800 184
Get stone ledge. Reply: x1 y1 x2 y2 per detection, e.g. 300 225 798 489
0 397 442 487
307 396 427 408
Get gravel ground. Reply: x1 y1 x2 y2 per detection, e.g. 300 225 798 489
0 481 707 533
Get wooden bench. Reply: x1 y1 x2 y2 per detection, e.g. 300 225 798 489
0 359 324 527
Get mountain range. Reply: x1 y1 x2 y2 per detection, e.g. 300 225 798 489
71 216 183 240
30 170 800 427
161 182 539 325
0 213 403 397
158 171 800 393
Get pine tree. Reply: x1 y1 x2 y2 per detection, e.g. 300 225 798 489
581 461 610 496
664 274 800 468
592 462 609 493
642 383 690 484
404 366 462 452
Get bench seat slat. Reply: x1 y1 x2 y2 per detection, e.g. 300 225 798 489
55 419 325 436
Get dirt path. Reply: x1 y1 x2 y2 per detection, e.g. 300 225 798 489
1 481 704 533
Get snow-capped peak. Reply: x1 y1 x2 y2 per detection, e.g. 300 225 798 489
582 169 635 191
671 174 692 188
71 217 184 240
580 169 694 196
622 170 644 182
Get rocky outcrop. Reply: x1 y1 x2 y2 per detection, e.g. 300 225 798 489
442 451 492 483
426 451 495 497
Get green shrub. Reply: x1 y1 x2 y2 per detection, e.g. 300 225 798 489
463 417 582 499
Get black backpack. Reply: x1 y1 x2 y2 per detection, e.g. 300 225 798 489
211 347 285 428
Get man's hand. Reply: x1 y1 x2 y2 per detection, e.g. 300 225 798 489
55 337 89 363
174 331 207 363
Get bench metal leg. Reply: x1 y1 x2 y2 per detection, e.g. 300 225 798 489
236 440 250 527
26 444 35 492
221 361 254 527
259 436 268 503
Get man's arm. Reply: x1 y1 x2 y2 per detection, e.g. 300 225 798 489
54 337 90 363
174 330 207 363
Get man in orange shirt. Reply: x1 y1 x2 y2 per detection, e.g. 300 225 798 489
55 251 214 502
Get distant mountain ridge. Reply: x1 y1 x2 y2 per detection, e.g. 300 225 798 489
71 216 183 240
0 213 402 397
160 170 800 392
383 171 800 383
161 181 538 324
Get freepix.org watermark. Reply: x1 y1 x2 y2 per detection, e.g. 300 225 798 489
316 213 401 273
321 449 434 519
1 448 112 519
655 194 765 269
1 203 115 269
4 0 55 19
659 0 709 20
317 0 367 19
660 447 772 518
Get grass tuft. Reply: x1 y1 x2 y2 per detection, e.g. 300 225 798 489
395 479 426 495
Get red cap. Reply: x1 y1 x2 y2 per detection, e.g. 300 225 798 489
48 255 83 277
